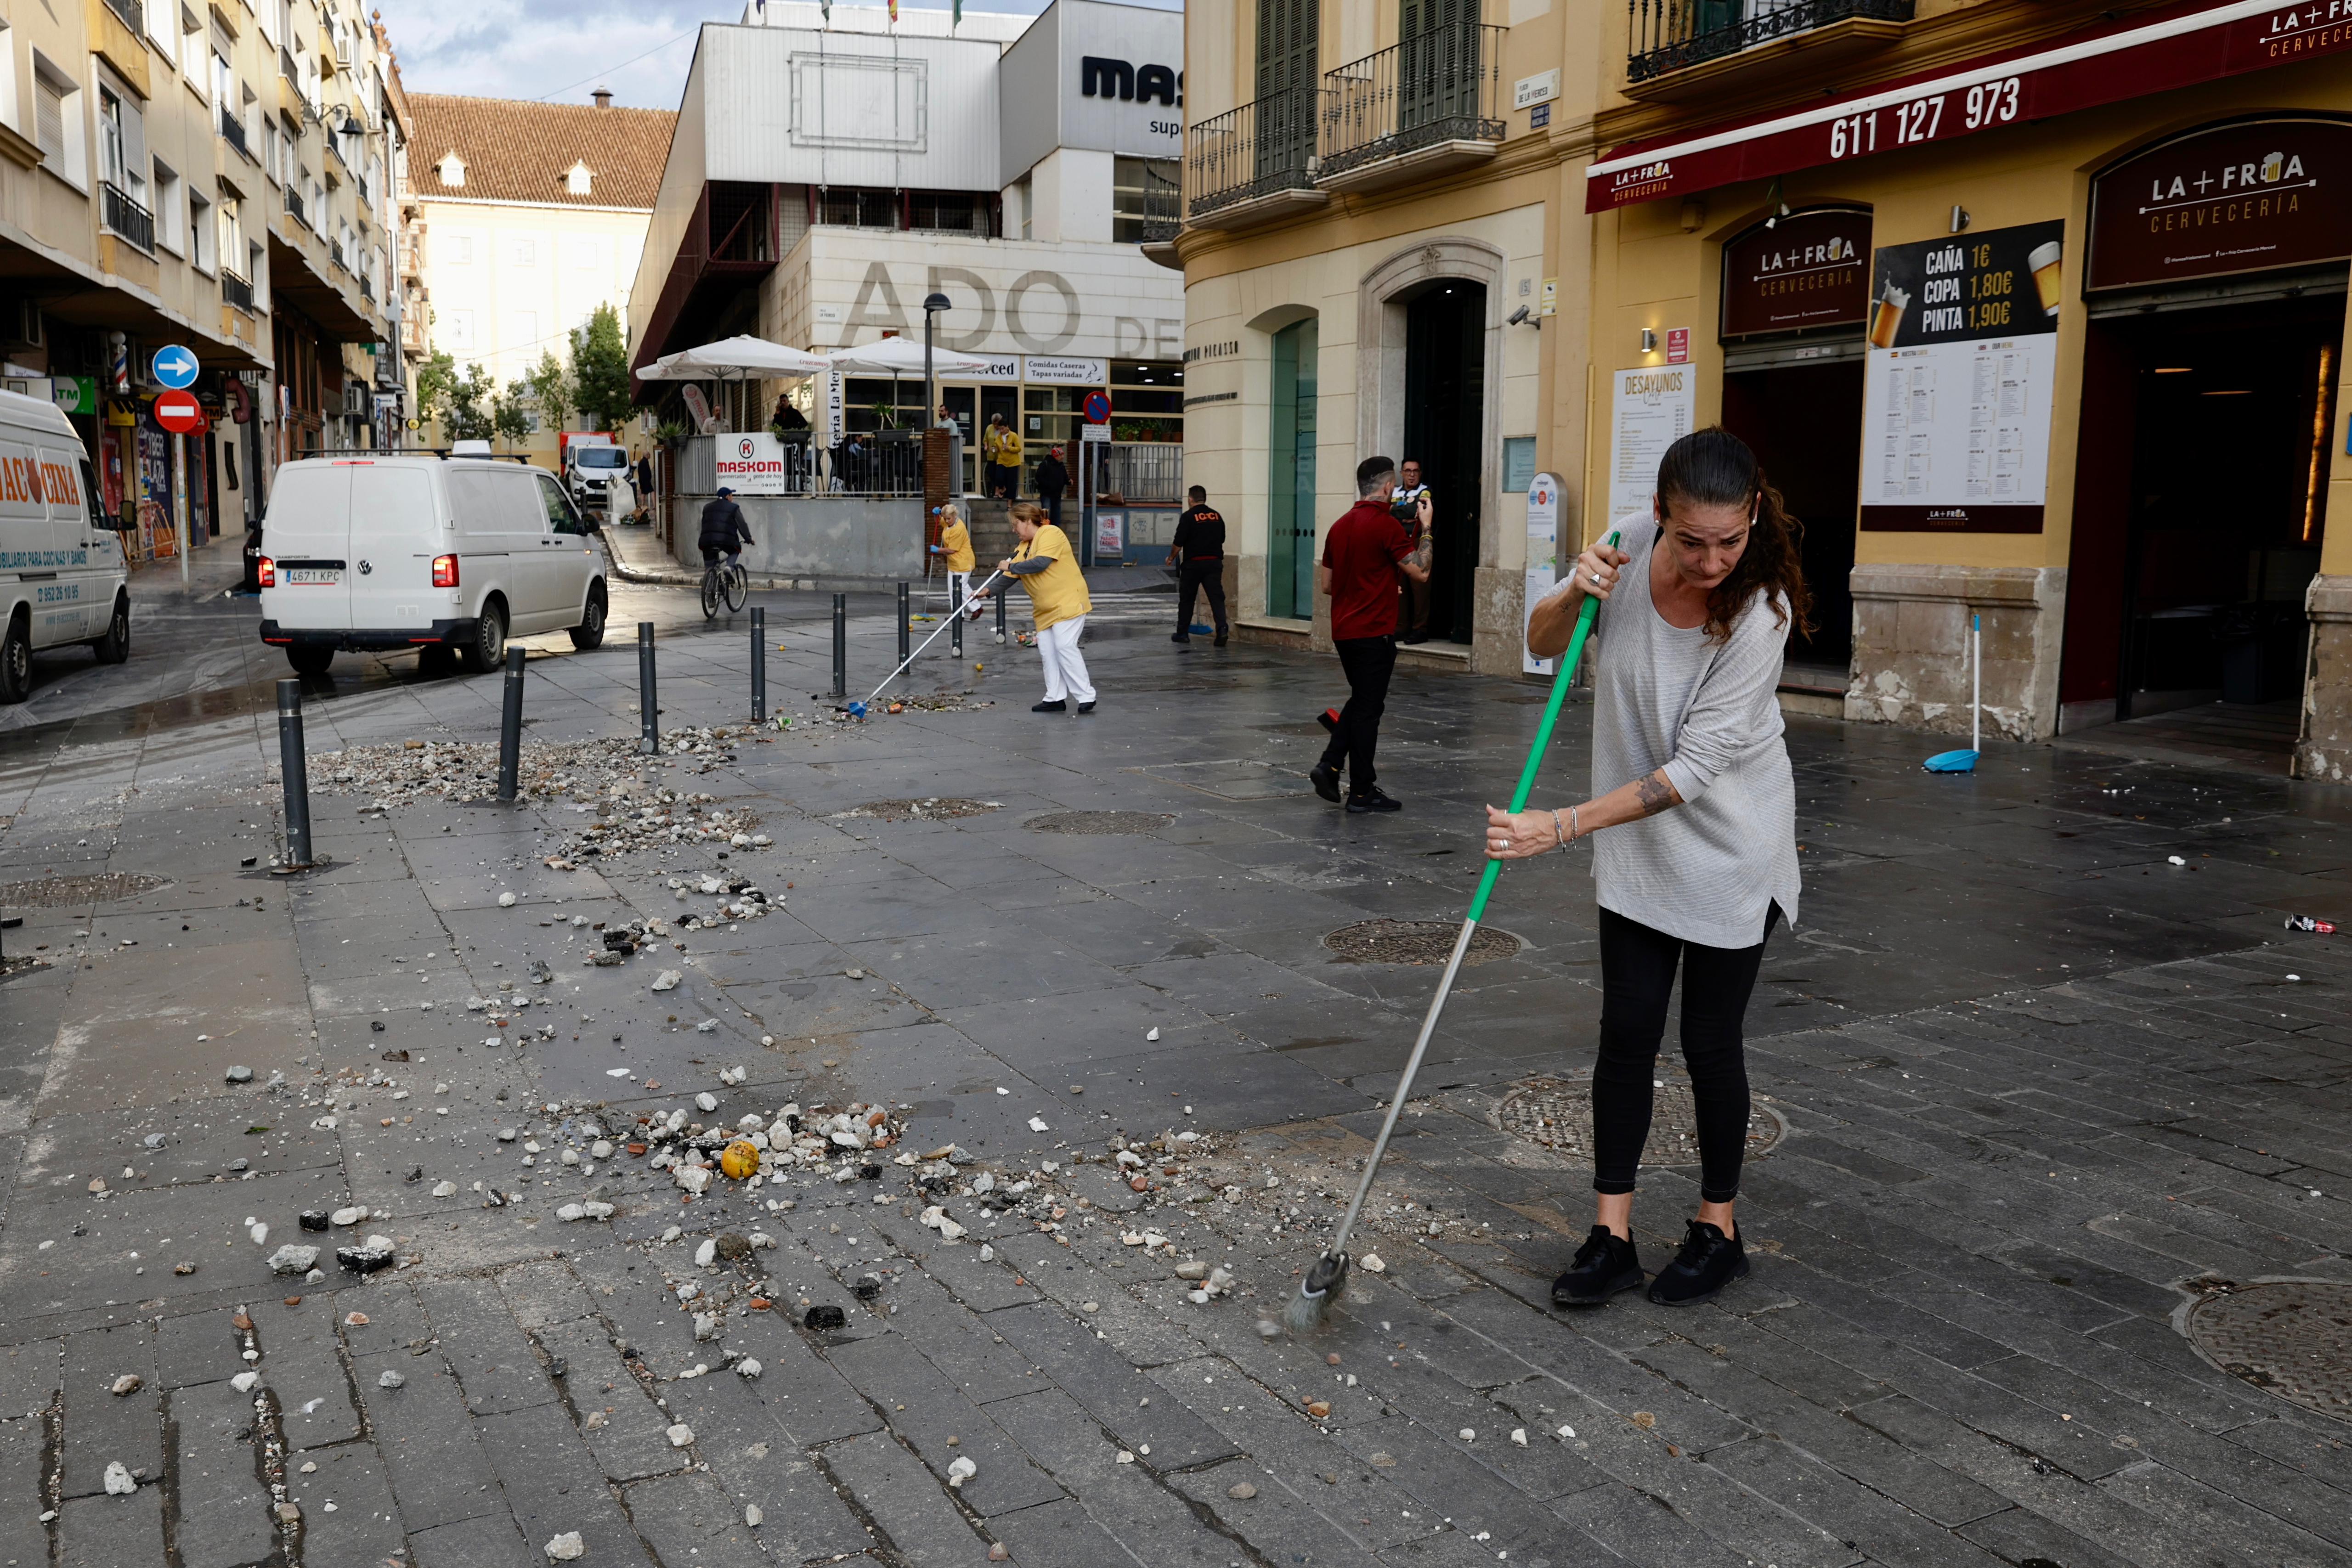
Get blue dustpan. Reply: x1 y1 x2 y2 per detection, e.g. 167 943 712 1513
1924 614 1981 774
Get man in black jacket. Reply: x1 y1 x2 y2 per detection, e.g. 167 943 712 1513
1167 485 1228 647
1034 445 1069 532
698 487 754 568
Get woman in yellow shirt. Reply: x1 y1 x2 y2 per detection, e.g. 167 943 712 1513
931 503 981 620
997 501 1095 713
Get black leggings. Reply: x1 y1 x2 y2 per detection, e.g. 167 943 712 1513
1592 902 1780 1204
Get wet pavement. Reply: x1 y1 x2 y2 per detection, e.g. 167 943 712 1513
1 594 2348 1568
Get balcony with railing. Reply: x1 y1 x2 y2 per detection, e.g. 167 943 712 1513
100 181 154 255
284 185 306 226
1626 0 1913 98
222 268 255 313
101 0 144 35
1185 85 1329 231
220 105 251 159
1318 23 1506 193
359 271 374 302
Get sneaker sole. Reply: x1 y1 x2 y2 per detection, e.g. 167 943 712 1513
1645 1256 1749 1308
1549 1267 1645 1308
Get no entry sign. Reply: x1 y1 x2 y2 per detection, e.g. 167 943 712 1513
153 389 205 434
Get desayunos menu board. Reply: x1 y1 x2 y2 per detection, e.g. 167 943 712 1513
1859 220 2063 533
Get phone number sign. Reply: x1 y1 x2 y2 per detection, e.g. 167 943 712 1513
1587 0 2352 211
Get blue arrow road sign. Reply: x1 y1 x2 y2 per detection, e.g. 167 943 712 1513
152 344 200 389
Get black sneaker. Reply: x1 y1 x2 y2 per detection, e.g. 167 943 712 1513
1346 787 1402 813
1550 1226 1643 1307
1076 701 1096 715
1213 632 1228 647
1170 633 1191 644
1031 699 1067 713
1646 1220 1748 1307
1308 764 1342 803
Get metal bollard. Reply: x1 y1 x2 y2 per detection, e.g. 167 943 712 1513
497 645 526 801
276 678 314 869
750 606 767 722
897 582 911 664
995 584 1007 644
637 622 659 755
951 589 964 657
831 593 847 699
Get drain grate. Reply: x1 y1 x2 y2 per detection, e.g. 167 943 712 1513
1026 811 1174 835
833 799 1001 823
2185 1281 2352 1422
1324 919 1520 967
0 871 171 908
1492 1075 1783 1168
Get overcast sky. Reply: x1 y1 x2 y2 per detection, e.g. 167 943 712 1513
382 0 1168 111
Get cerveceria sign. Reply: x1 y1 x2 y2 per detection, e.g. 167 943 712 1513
1721 208 1872 338
2088 116 2352 291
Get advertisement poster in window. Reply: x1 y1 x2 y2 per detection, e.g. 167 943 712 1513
1522 471 1562 677
1607 367 1694 525
1859 220 2063 533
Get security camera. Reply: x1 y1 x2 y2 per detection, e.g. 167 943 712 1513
1507 305 1537 328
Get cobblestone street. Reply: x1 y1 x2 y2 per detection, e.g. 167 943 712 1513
1 596 2347 1568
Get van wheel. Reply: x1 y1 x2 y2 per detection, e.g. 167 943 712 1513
462 600 508 671
570 586 608 650
286 645 335 676
0 613 30 704
90 595 131 665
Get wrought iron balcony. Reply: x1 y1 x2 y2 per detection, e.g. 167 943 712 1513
285 186 306 225
283 45 302 87
100 181 154 255
1628 0 1914 84
1134 163 1180 244
1186 85 1323 222
220 106 250 158
359 271 375 302
1320 23 1506 183
223 268 255 313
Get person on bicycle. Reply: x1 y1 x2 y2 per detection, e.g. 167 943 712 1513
699 486 753 569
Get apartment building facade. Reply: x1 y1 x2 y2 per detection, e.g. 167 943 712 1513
0 0 400 564
407 90 674 463
1176 0 2352 783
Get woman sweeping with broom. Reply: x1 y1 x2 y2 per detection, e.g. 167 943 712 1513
1486 427 1809 1309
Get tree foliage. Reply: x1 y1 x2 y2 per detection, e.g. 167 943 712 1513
441 363 495 443
570 304 634 433
413 350 458 429
525 349 574 434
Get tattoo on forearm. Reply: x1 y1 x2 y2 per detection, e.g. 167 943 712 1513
1634 770 1677 817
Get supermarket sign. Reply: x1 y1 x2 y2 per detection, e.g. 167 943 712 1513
1587 0 2352 211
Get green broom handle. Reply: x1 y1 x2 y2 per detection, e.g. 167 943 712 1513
1464 530 1617 924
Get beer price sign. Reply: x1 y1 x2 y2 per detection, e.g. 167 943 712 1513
1859 220 2063 534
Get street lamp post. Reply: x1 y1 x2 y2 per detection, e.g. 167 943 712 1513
921 291 951 436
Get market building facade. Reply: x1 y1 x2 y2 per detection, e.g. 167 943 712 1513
1175 0 2352 779
628 0 1186 514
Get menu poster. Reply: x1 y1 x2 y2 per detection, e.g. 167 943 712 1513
1860 220 2063 533
1607 366 1695 528
1523 471 1562 677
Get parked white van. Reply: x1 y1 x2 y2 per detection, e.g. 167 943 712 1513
0 388 130 704
257 454 608 675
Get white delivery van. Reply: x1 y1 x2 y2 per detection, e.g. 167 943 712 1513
256 454 608 675
564 435 632 518
0 388 130 703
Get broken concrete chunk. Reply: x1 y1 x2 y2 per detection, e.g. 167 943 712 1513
377 1370 406 1390
802 1304 847 1331
666 1423 695 1448
103 1461 136 1495
232 1371 260 1393
651 970 683 992
543 1531 585 1562
337 1244 396 1274
109 1375 142 1397
225 1066 254 1084
945 1456 977 1488
267 1245 320 1275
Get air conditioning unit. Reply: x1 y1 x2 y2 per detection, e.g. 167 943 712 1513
342 381 369 415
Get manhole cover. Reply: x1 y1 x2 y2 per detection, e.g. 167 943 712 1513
1025 811 1174 835
1324 919 1520 966
833 799 1001 823
1492 1075 1783 1168
2185 1281 2352 1422
0 871 171 908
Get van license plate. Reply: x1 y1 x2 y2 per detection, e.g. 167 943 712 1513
284 569 341 586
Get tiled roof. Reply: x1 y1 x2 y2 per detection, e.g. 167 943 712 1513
408 93 675 210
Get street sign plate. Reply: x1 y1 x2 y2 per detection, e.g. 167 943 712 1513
1082 423 1110 443
152 345 200 390
1083 390 1111 423
153 389 204 434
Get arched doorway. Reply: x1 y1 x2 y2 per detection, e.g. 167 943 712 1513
1402 281 1485 644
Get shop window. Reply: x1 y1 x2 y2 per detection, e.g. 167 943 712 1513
818 187 901 229
910 191 993 234
1109 359 1184 442
845 378 923 431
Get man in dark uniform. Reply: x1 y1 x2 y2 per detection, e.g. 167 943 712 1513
1167 485 1228 647
698 486 754 568
1034 444 1070 532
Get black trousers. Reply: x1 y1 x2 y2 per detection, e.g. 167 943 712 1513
1042 493 1063 531
1318 635 1396 792
985 463 1016 498
1176 559 1227 634
1592 902 1781 1204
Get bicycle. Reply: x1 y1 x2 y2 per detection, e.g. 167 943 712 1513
700 553 748 619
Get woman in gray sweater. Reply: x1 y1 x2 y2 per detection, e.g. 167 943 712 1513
1485 428 1810 1309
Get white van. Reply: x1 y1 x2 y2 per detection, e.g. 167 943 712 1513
0 388 130 703
563 434 633 517
257 454 608 675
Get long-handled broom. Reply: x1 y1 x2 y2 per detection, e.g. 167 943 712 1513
844 567 1011 716
1283 531 1620 1333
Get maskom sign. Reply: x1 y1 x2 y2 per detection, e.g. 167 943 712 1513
2087 116 2352 291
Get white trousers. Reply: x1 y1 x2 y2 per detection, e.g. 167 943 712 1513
948 570 975 616
1036 615 1095 704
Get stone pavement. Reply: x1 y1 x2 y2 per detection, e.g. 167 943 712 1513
0 592 2348 1568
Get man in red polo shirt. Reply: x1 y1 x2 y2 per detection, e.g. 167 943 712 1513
1311 456 1430 812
